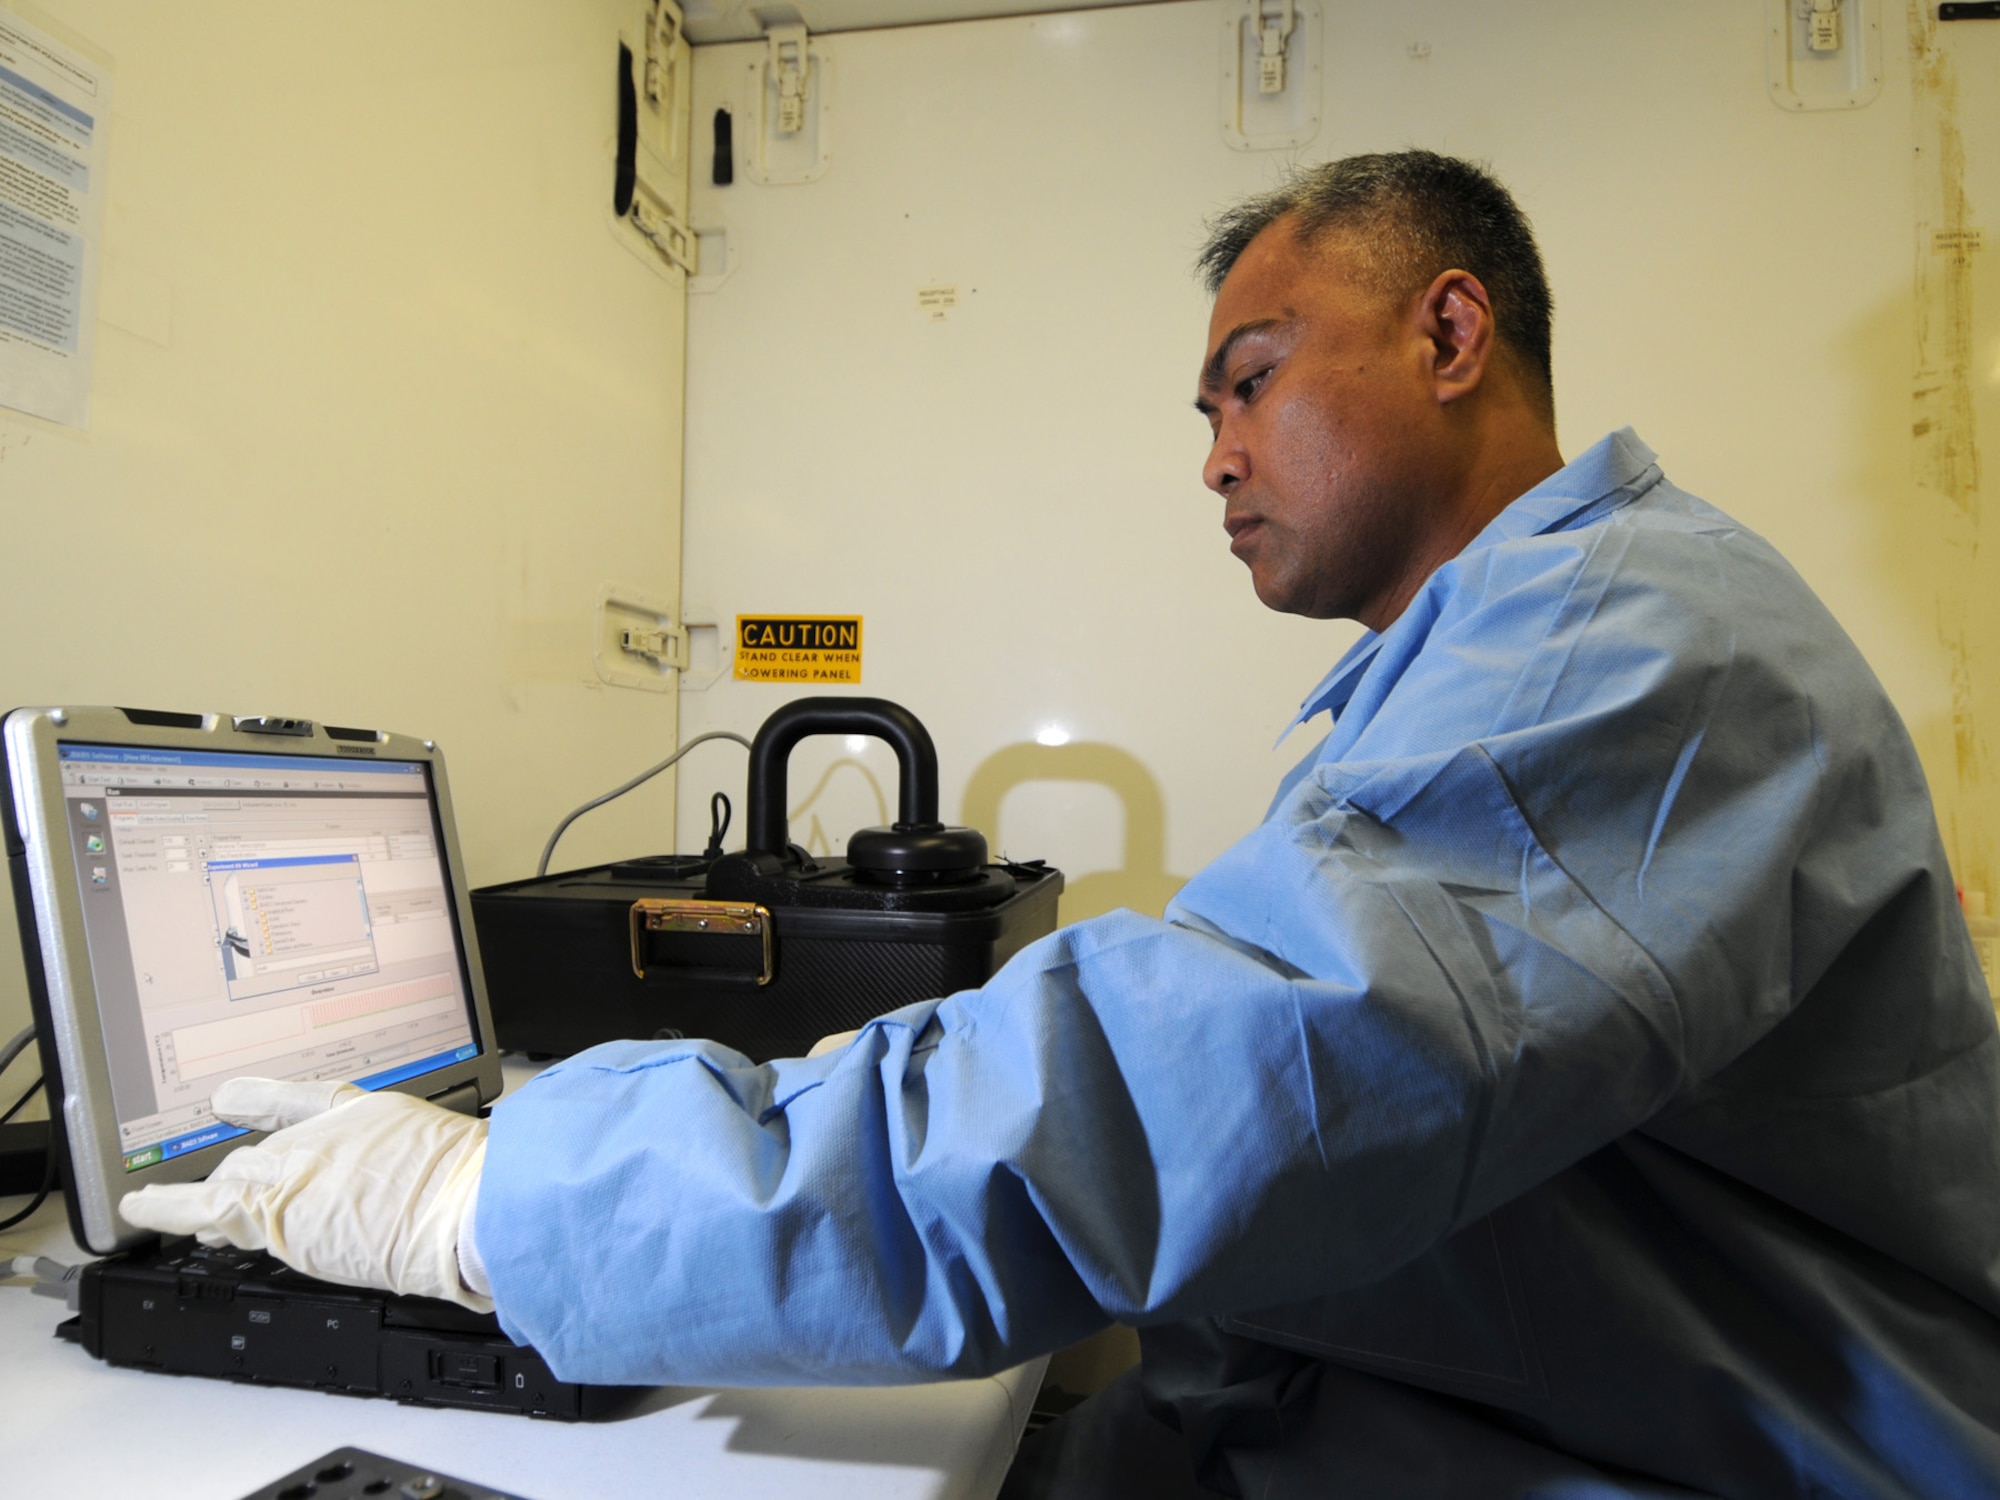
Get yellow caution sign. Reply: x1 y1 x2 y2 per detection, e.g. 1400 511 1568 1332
733 615 864 684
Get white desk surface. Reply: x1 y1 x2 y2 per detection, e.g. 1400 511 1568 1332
0 1193 1045 1499
0 1053 1046 1500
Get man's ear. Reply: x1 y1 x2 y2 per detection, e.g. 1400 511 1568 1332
1420 269 1495 406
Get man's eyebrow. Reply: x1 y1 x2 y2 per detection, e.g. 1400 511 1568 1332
1194 318 1286 410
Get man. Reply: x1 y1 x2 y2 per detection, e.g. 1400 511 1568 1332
127 153 2000 1498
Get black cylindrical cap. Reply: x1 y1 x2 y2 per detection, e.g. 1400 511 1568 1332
847 823 987 883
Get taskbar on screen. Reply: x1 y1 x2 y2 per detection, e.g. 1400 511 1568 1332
120 1043 481 1172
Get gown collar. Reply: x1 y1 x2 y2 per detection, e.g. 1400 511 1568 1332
1278 428 1662 742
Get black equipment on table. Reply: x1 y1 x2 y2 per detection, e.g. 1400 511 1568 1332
68 1241 638 1421
472 698 1063 1061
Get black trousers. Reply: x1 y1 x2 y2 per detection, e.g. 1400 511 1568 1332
1000 1364 1223 1500
1001 1323 1717 1500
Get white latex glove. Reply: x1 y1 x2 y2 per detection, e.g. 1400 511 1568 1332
806 1027 861 1059
120 1077 491 1312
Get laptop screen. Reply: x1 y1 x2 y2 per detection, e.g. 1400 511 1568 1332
54 741 482 1172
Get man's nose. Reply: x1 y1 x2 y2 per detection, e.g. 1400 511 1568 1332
1204 431 1246 496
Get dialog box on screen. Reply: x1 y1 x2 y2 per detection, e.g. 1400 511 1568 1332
209 854 380 999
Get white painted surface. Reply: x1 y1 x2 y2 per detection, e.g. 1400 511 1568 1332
677 0 1998 918
0 0 693 1052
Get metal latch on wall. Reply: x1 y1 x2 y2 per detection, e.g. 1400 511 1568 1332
596 586 683 694
1220 0 1320 151
766 23 812 133
613 0 695 277
645 0 680 106
742 14 828 185
627 195 695 274
620 624 688 669
1764 0 1880 110
1254 0 1295 93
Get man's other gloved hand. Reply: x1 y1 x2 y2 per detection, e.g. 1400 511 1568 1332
119 1077 491 1312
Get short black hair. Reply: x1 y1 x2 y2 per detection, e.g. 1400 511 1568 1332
1198 151 1555 413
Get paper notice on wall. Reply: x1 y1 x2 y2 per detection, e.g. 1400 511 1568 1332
0 8 108 428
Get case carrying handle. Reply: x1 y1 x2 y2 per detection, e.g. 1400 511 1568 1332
745 697 941 855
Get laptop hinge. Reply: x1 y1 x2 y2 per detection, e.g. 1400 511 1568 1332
428 1080 482 1118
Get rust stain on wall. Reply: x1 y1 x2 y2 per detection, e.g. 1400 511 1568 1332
1908 1 1991 896
1943 616 1985 786
1908 3 1980 513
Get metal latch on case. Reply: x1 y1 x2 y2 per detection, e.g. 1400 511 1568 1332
629 898 773 985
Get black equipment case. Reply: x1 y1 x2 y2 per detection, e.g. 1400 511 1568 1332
472 699 1062 1061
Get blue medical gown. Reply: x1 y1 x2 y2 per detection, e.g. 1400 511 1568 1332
480 431 2000 1495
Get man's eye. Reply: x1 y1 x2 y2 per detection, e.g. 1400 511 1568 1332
1234 368 1270 403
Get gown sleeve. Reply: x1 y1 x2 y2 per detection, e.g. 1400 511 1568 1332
477 512 1905 1388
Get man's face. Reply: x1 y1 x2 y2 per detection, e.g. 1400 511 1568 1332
1196 219 1453 626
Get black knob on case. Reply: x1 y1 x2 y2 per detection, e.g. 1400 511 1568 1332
846 822 988 885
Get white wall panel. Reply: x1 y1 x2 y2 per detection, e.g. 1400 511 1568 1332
0 1 690 1050
678 0 1997 924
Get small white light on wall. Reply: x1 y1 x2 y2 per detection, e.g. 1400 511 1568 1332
844 735 868 753
1035 724 1071 747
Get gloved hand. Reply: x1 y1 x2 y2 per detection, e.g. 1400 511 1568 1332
806 1028 861 1059
120 1077 492 1312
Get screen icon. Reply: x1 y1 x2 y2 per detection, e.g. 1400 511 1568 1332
79 802 99 821
85 834 104 853
89 866 108 886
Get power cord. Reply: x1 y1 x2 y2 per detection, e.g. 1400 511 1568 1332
0 1021 34 1079
0 1022 54 1230
0 1139 55 1232
4 1253 83 1311
0 1074 41 1125
535 731 752 878
1 1019 40 1125
703 791 732 859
